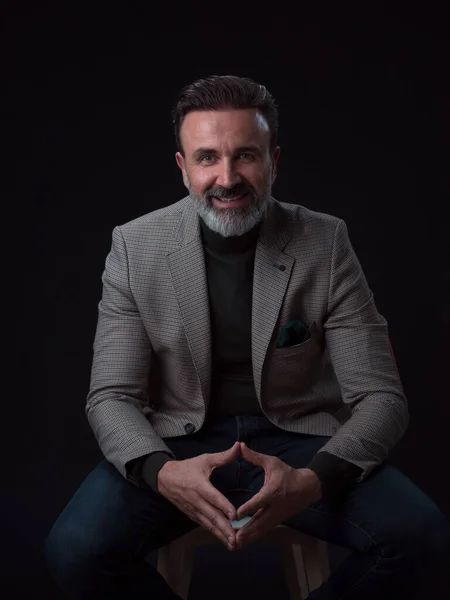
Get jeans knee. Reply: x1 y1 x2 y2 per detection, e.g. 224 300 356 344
44 522 91 585
406 506 450 561
44 526 68 579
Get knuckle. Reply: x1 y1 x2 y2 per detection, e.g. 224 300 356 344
210 513 220 526
187 509 199 524
207 516 219 534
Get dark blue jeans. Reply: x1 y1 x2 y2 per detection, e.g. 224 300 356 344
44 415 450 599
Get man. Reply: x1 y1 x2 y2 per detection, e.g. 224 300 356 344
44 75 450 599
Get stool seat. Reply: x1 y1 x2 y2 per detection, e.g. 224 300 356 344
157 524 330 599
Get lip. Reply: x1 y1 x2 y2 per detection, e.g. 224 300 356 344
212 192 251 209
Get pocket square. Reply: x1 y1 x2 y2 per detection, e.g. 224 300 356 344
276 319 311 349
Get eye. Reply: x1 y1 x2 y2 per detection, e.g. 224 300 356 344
199 153 254 163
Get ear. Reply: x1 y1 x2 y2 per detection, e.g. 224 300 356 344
271 146 281 183
175 152 189 188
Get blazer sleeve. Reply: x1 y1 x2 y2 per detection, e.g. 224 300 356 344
86 226 176 484
312 219 409 482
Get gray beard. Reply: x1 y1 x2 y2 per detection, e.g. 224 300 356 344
187 185 272 238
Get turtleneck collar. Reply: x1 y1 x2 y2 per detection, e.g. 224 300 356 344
198 214 262 255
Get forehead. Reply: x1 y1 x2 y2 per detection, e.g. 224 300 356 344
180 109 270 149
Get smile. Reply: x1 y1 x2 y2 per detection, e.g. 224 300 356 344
215 194 245 202
212 193 251 208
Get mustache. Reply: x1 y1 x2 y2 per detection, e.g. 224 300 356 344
207 188 252 199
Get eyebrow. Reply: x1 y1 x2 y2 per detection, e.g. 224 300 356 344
192 144 263 160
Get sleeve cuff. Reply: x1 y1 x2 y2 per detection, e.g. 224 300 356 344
127 452 175 494
306 451 363 497
141 452 176 494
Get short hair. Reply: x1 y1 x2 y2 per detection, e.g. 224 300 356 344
171 75 279 157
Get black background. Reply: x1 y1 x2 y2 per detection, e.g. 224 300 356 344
6 5 450 598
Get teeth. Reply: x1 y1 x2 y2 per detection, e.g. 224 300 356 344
218 195 244 202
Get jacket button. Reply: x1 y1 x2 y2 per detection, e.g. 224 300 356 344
185 423 195 434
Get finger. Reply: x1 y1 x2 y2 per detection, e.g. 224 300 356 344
201 480 237 521
186 504 236 550
191 496 236 549
236 508 267 549
208 441 241 471
237 489 267 519
239 442 267 468
236 507 265 540
173 495 233 550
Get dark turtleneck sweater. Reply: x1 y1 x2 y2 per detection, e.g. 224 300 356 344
128 213 363 498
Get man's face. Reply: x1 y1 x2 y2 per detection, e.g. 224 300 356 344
175 109 280 237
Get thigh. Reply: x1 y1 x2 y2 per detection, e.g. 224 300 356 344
46 417 251 566
286 462 450 560
246 428 450 559
45 457 197 566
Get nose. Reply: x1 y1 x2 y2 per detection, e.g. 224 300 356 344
215 158 242 189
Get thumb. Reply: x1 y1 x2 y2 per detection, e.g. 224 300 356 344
239 441 266 467
209 441 241 468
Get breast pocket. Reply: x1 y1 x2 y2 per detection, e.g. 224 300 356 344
268 320 323 396
273 320 321 358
